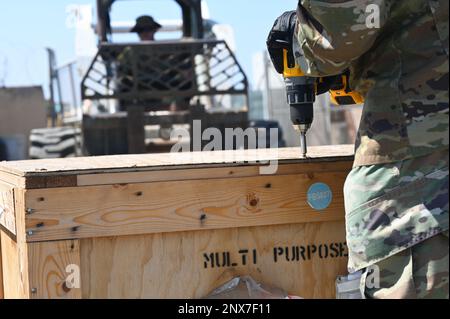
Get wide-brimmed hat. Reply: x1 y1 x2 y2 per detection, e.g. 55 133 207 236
131 15 162 33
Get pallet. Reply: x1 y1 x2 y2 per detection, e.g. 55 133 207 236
0 145 354 299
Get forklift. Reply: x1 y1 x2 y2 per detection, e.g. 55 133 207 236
81 0 254 155
30 0 284 159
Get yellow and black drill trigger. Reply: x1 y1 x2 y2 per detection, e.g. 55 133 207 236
283 49 305 78
329 74 364 105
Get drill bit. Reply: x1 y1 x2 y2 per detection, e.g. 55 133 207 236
300 132 307 158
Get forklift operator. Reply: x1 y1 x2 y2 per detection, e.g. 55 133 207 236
116 15 164 111
117 15 192 112
131 15 162 41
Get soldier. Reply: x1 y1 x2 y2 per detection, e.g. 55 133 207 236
116 15 192 112
116 15 164 111
267 0 448 298
131 15 162 41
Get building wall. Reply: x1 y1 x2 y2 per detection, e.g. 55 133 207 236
0 86 47 159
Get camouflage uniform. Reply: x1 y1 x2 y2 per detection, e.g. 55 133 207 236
293 0 449 298
345 149 449 298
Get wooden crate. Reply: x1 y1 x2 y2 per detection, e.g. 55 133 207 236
0 145 354 299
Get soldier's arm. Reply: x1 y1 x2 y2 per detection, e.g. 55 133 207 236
295 0 391 77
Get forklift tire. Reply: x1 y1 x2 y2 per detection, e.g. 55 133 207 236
29 127 81 159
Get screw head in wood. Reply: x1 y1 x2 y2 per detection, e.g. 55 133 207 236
27 230 34 236
31 288 37 294
62 282 71 293
26 208 35 215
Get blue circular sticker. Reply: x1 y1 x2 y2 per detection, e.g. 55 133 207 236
307 183 333 211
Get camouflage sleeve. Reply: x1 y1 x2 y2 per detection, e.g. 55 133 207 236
294 0 391 77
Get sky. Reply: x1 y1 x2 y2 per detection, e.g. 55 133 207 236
0 0 297 95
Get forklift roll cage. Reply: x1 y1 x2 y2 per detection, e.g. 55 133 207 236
84 0 249 104
80 0 252 156
96 0 204 42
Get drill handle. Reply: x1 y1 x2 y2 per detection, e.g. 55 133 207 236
329 73 364 105
283 49 304 78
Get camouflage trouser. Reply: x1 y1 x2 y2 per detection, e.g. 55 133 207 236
344 148 449 299
361 230 449 299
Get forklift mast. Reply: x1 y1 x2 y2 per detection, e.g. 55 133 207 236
96 0 204 42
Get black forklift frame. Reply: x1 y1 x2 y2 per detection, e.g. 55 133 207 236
96 0 204 41
82 0 250 155
81 40 249 101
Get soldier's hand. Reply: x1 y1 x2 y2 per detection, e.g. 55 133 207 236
266 11 297 74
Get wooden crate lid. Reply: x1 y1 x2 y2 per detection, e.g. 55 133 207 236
0 146 354 189
0 145 354 178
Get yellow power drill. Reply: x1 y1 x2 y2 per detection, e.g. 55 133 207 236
282 49 364 157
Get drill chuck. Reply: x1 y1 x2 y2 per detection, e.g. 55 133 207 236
284 76 315 130
285 76 315 107
284 76 315 158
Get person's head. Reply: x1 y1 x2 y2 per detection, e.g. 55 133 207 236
131 15 162 41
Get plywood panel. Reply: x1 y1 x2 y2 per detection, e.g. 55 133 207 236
25 171 347 242
77 161 352 187
0 231 26 298
0 174 26 190
77 165 262 187
28 240 81 299
0 188 29 298
0 145 354 178
80 221 348 299
0 233 3 299
1 161 352 190
0 184 16 235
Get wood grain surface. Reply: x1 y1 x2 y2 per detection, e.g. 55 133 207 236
25 171 347 242
80 221 348 299
0 184 16 236
28 240 81 299
0 145 354 178
0 188 29 298
0 234 3 299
